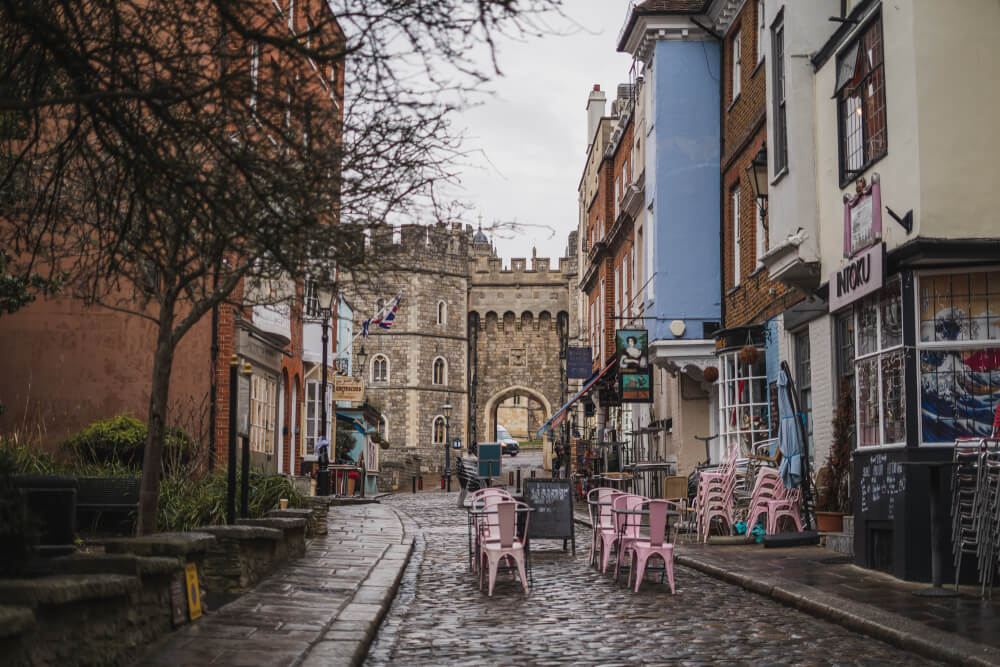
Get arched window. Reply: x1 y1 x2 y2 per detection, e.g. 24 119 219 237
432 416 446 444
371 354 389 383
437 300 447 325
432 357 446 385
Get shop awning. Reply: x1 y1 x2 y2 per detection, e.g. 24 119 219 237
336 412 367 435
535 359 616 439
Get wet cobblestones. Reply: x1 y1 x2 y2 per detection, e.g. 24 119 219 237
366 493 938 666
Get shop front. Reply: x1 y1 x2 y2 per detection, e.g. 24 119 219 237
833 239 1000 580
236 317 286 473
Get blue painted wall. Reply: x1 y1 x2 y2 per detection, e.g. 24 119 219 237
649 40 721 342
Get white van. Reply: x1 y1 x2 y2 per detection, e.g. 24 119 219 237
495 425 519 456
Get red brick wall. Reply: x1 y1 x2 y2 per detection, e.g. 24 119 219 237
720 0 793 329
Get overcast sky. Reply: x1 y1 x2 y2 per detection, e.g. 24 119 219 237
447 1 634 265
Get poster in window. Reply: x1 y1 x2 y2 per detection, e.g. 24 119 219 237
615 329 652 403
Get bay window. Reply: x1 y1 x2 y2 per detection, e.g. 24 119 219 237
718 349 769 457
919 270 1000 442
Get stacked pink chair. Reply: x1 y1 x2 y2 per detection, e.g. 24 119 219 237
767 486 803 535
479 500 530 596
623 499 679 594
469 488 514 573
695 445 741 542
744 467 783 534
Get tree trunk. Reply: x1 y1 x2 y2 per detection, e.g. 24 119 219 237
136 303 177 535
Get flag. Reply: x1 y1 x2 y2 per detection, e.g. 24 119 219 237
373 292 402 330
361 318 371 339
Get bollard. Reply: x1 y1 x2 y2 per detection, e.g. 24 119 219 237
516 469 521 492
441 476 446 490
412 475 416 494
508 471 514 486
418 476 423 491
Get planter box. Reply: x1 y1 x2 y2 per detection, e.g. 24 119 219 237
816 511 847 533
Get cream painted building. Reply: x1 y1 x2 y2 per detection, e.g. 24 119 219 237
764 0 1000 582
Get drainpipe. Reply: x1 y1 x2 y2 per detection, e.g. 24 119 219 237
208 261 219 470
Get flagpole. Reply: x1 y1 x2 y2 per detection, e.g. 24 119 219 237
352 290 404 343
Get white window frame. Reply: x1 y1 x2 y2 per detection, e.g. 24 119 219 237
432 356 447 385
755 201 766 267
614 176 621 222
732 30 742 100
250 374 277 454
717 349 769 459
304 379 332 456
757 0 765 65
371 354 389 383
853 279 905 448
250 41 260 110
732 186 741 286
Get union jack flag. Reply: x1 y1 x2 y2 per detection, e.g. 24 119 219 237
373 292 402 330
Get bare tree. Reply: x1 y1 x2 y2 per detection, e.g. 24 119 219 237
0 0 561 533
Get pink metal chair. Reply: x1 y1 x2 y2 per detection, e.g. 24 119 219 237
587 487 621 568
479 501 530 596
625 500 677 594
471 489 513 573
767 487 803 535
597 493 645 575
613 494 647 583
745 471 782 533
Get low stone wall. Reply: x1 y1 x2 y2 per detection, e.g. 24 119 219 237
379 453 423 492
0 499 333 666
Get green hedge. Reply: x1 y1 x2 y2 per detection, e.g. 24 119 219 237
59 415 192 473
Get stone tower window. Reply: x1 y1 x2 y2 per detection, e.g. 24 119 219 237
433 416 446 444
437 300 447 325
432 357 447 385
371 354 389 383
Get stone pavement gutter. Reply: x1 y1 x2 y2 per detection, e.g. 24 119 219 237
573 512 1000 667
138 502 413 667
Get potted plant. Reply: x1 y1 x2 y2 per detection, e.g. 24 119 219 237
816 382 854 532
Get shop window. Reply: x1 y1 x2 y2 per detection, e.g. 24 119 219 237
795 331 813 450
854 279 905 447
250 375 277 454
304 380 332 456
433 416 446 444
718 348 769 458
836 13 887 184
836 311 858 449
919 270 1000 442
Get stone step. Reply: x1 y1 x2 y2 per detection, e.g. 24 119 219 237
825 531 854 556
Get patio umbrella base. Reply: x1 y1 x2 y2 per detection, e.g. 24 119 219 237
762 530 820 548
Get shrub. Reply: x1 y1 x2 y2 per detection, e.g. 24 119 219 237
60 415 193 473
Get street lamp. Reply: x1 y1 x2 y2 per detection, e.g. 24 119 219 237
442 401 453 492
745 142 769 226
356 345 368 378
315 281 336 496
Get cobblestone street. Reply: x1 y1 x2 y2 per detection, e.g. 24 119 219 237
366 493 937 666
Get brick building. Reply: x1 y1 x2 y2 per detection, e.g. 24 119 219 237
0 0 345 482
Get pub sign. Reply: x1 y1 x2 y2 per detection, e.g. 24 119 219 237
615 329 652 403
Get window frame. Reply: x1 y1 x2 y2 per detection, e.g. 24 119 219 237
432 356 447 386
731 185 741 287
836 12 887 187
718 348 769 459
371 354 389 383
432 416 446 444
731 28 743 101
755 199 766 268
303 379 332 456
756 0 766 65
771 14 788 173
794 330 813 451
853 278 905 448
436 300 447 326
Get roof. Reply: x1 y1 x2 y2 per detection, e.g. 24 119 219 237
618 0 711 52
473 228 489 244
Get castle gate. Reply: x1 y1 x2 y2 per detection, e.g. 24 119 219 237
467 255 575 452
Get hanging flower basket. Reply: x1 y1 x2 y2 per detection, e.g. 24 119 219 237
739 345 760 366
702 366 719 383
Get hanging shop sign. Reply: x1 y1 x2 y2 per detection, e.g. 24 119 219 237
843 174 882 257
829 242 885 311
567 346 594 379
615 329 653 403
330 375 365 402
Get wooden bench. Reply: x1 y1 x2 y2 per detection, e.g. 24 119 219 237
456 457 482 493
76 477 140 516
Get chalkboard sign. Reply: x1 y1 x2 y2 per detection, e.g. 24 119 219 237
522 478 575 554
856 452 907 520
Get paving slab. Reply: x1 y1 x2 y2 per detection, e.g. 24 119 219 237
135 503 413 667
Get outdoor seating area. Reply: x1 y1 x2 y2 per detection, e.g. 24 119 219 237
693 442 805 543
462 487 533 596
587 487 680 593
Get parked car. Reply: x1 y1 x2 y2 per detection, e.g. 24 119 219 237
496 425 519 456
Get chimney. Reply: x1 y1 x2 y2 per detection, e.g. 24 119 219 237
586 84 606 153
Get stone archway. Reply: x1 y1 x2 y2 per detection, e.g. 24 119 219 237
482 385 553 446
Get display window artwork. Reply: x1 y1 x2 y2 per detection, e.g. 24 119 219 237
853 280 904 447
919 271 1000 442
